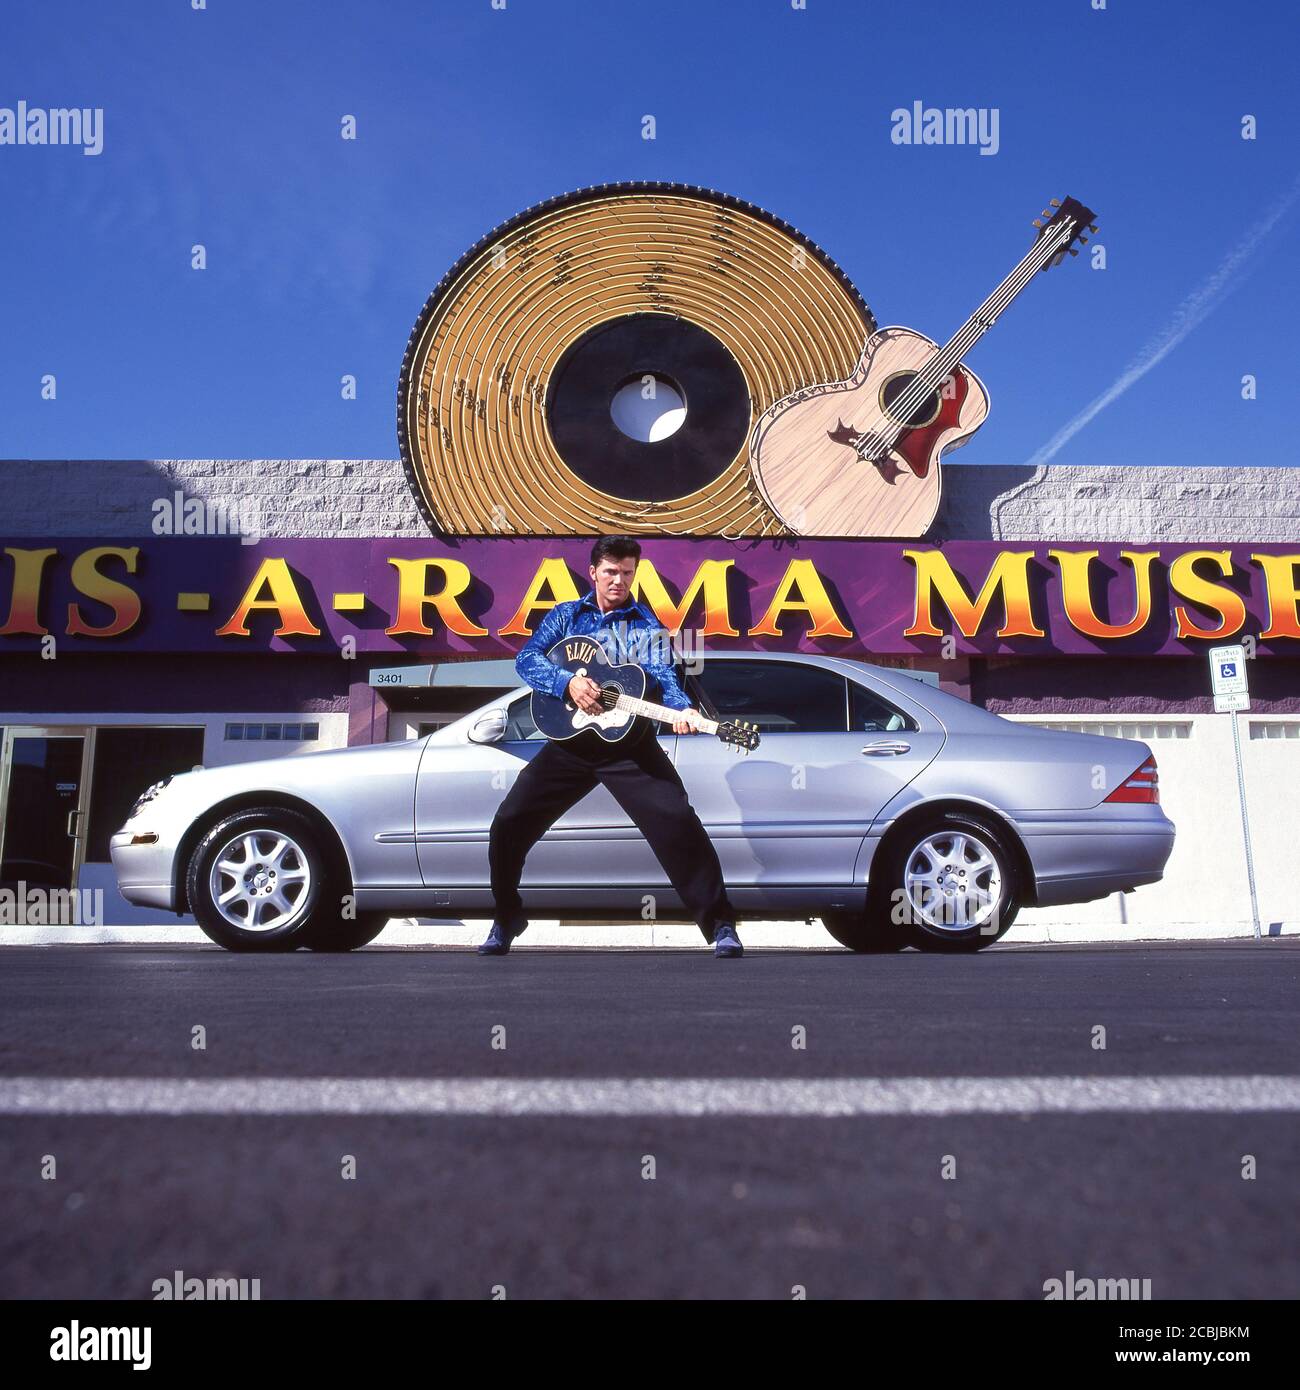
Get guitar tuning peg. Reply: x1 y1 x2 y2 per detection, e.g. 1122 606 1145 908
1089 224 1098 233
1068 248 1079 257
1040 209 1052 219
1078 234 1088 243
1032 219 1044 229
1050 198 1062 207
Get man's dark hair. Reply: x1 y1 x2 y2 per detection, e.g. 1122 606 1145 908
590 535 642 568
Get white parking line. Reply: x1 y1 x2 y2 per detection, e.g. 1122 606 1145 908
1 1076 1298 1116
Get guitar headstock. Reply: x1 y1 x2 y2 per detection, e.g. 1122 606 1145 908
1032 196 1097 268
718 719 761 752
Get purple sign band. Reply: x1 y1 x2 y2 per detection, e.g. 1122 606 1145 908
1 537 1297 659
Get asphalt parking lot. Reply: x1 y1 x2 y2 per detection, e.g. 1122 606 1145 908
1 939 1296 1299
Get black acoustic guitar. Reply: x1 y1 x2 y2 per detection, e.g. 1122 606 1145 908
530 637 760 750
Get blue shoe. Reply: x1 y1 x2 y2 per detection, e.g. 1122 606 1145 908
477 921 519 955
712 922 744 958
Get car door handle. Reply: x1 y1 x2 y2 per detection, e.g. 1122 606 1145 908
860 741 911 756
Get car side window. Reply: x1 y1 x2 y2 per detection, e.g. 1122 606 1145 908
692 661 849 734
850 681 917 733
502 695 544 741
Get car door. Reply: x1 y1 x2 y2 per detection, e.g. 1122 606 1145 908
676 658 944 887
415 691 674 889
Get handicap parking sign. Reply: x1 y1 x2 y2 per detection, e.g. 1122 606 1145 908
1209 644 1249 708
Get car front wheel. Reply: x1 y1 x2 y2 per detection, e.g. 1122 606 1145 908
187 808 339 952
303 913 390 952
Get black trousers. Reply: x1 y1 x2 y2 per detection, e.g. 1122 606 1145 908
488 728 736 942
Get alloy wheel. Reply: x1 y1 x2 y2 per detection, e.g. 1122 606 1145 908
208 829 313 932
903 830 1003 933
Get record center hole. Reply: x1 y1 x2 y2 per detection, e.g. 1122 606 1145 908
609 373 687 443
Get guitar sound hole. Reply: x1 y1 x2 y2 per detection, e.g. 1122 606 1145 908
880 372 941 429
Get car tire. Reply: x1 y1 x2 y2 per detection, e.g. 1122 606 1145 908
878 812 1020 953
821 910 908 953
187 808 341 953
303 913 390 952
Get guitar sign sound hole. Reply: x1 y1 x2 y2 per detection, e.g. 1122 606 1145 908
879 371 941 428
609 373 687 442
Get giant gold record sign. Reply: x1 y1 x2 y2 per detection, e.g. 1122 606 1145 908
397 182 874 537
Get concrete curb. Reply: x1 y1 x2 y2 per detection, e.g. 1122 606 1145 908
1 919 1294 947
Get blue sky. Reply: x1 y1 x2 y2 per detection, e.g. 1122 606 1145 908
1 0 1297 471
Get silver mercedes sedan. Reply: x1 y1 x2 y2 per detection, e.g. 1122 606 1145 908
110 651 1175 953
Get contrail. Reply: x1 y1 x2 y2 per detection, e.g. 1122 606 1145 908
1023 177 1300 472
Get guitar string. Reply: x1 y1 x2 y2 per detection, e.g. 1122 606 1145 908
887 225 1069 422
562 684 756 747
853 220 1074 455
855 230 1064 450
611 691 715 728
857 223 1072 448
576 691 728 739
590 685 744 738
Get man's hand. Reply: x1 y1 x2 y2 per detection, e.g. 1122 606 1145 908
672 708 701 735
567 673 604 714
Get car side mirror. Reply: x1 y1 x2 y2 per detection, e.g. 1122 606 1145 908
467 709 508 744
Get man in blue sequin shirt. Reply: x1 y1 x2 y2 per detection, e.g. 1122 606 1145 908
482 536 742 958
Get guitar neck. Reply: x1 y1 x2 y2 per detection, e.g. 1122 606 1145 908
913 217 1076 400
857 218 1077 460
613 693 719 735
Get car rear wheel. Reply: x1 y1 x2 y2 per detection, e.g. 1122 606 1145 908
879 812 1019 953
187 808 340 952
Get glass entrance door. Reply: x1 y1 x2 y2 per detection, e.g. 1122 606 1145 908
0 729 91 908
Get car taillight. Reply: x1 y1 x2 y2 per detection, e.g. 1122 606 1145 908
1105 756 1159 804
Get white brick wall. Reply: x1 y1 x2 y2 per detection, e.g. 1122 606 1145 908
3 458 1298 541
0 459 429 539
975 464 1300 542
1005 712 1299 935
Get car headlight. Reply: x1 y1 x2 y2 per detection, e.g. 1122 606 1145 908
128 777 172 821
